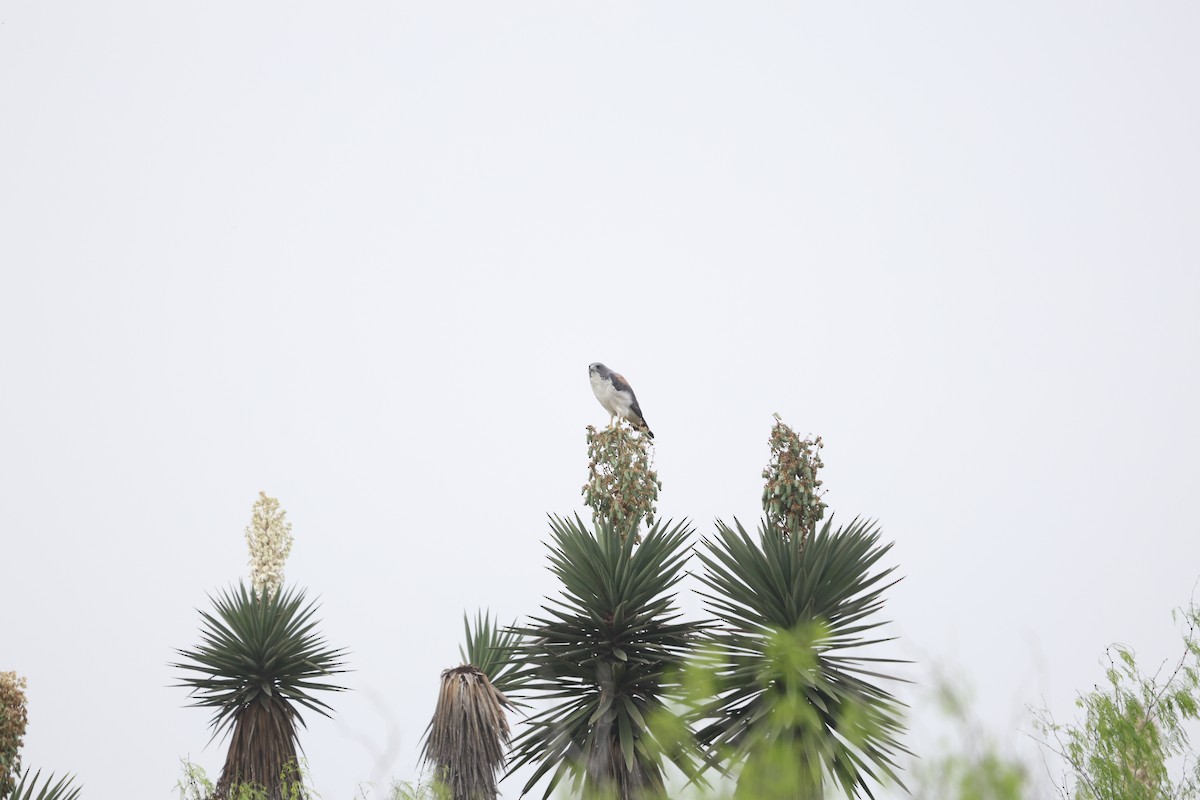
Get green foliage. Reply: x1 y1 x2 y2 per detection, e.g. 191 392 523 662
175 758 313 800
692 517 907 798
384 778 452 800
761 414 826 547
174 585 350 743
172 582 348 799
458 611 524 698
1034 604 1200 800
507 516 705 800
176 757 216 800
582 425 661 542
921 753 1028 800
911 680 1030 800
172 582 348 737
6 769 82 800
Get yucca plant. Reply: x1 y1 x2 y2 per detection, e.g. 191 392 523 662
507 515 704 800
419 612 523 800
172 582 348 800
693 517 908 799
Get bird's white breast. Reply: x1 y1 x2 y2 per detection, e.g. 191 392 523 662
590 373 633 418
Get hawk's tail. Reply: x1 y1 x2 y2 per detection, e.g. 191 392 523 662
628 406 654 440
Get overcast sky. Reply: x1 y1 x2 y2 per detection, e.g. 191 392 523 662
2 2 1198 798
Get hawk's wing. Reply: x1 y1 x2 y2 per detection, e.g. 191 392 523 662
610 372 634 395
612 372 653 438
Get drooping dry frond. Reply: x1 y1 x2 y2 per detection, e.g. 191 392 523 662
421 666 511 800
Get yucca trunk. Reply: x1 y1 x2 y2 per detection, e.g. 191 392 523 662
214 699 302 800
583 710 661 800
423 665 511 800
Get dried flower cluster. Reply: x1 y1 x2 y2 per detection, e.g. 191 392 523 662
0 671 28 798
762 413 827 547
245 491 294 600
581 423 660 542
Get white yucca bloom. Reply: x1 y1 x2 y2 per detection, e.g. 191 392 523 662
245 491 294 599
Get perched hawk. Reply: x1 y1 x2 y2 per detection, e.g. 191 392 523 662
588 362 654 439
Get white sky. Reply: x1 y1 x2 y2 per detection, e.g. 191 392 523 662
2 2 1198 798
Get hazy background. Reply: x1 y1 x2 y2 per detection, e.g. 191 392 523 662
2 2 1198 797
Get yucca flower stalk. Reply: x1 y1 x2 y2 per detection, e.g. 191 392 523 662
582 424 661 543
1 671 28 797
761 413 827 547
245 491 293 600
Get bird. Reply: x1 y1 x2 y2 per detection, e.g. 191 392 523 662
588 362 654 439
